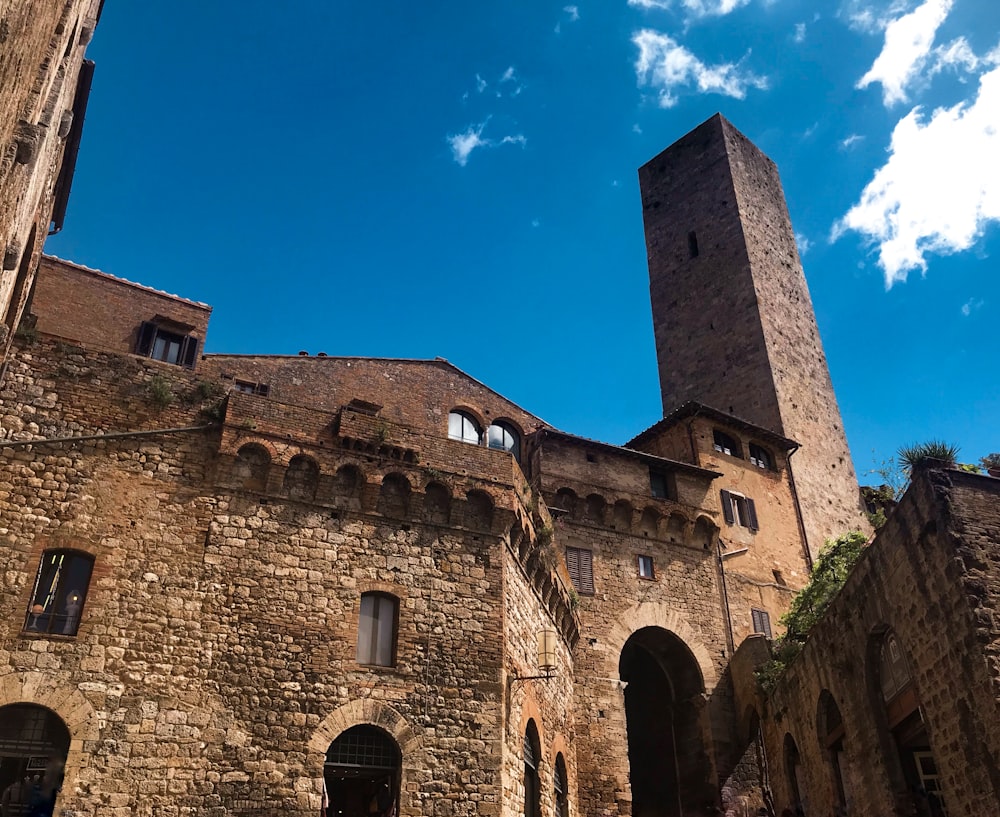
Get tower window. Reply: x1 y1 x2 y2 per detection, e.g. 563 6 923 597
713 430 742 458
649 469 676 500
637 555 655 580
136 320 199 368
751 608 773 639
688 231 699 258
749 443 772 470
487 422 520 462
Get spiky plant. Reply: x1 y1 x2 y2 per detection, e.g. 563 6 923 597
896 440 959 472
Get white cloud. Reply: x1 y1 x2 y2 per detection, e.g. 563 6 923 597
628 0 672 9
564 5 580 21
447 122 527 167
500 66 517 83
633 29 768 107
475 74 487 93
795 232 812 255
531 219 541 228
633 123 643 134
961 297 983 316
794 23 806 43
856 0 953 105
840 0 915 34
928 36 1000 78
628 0 749 16
833 66 1000 287
840 133 864 149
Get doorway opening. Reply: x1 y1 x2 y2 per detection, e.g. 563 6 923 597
0 704 70 817
323 725 400 817
619 627 711 817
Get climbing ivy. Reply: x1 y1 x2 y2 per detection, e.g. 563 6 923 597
755 531 867 692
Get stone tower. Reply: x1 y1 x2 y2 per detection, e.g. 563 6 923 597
638 113 866 556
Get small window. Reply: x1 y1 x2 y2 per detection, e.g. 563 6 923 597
720 489 758 531
649 469 676 500
688 230 699 258
448 411 481 445
713 430 741 458
638 555 655 580
234 380 269 397
554 753 569 817
749 443 772 470
565 546 594 595
24 550 93 636
751 608 773 639
136 321 198 368
356 592 398 666
524 721 541 817
487 422 520 462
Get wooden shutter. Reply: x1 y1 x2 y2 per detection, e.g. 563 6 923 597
136 321 156 356
752 608 773 639
746 498 759 531
181 336 199 369
566 547 594 595
720 490 735 524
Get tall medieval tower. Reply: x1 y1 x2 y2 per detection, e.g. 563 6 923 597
639 114 867 556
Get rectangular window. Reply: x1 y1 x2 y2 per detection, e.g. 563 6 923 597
565 546 594 595
720 489 759 531
136 321 199 368
751 608 773 639
637 555 655 580
234 380 270 397
649 470 676 500
24 550 93 636
356 593 398 666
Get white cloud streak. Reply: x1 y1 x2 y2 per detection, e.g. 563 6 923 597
633 29 767 107
563 5 580 21
833 66 1000 287
794 23 806 43
447 122 526 167
856 0 953 105
628 0 749 17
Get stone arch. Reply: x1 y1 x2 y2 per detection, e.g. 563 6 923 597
333 463 364 509
666 512 688 543
604 602 718 689
553 487 578 518
465 489 494 531
692 515 717 549
612 499 632 532
308 701 422 816
423 481 451 525
232 442 270 492
0 671 100 804
283 454 319 501
377 473 411 518
639 506 660 538
584 493 606 524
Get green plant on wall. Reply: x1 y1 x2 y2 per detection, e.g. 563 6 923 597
755 530 867 692
147 375 174 408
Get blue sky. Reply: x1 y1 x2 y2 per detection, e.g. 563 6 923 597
48 0 1000 479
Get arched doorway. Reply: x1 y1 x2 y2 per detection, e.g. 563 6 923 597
619 627 710 817
873 631 946 816
0 704 70 816
817 690 848 813
323 725 400 817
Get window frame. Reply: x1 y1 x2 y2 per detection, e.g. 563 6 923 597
712 429 742 458
637 555 655 580
649 469 675 500
356 592 399 667
565 546 595 596
720 489 759 531
136 320 199 368
751 608 773 639
23 549 94 637
486 421 520 462
448 410 482 445
749 443 773 470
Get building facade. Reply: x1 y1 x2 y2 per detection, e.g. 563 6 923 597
0 109 997 817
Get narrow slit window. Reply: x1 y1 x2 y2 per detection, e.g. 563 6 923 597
688 231 699 258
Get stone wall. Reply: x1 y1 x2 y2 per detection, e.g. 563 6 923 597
732 468 1000 816
0 1 102 353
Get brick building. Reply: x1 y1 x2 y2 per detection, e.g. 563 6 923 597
0 111 997 817
0 0 102 362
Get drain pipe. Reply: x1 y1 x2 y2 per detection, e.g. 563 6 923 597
716 537 736 655
785 444 814 570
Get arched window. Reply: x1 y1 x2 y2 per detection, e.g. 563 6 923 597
524 720 541 817
712 429 741 458
24 550 93 636
325 725 400 817
749 443 773 470
448 411 481 445
233 443 270 492
554 752 569 817
356 592 399 667
487 422 520 461
282 454 319 501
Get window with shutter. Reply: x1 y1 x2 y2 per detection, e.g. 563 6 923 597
565 546 594 595
135 321 199 369
721 490 760 531
751 608 773 639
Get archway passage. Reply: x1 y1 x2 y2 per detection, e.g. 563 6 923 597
620 627 711 817
323 725 400 817
0 704 69 817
